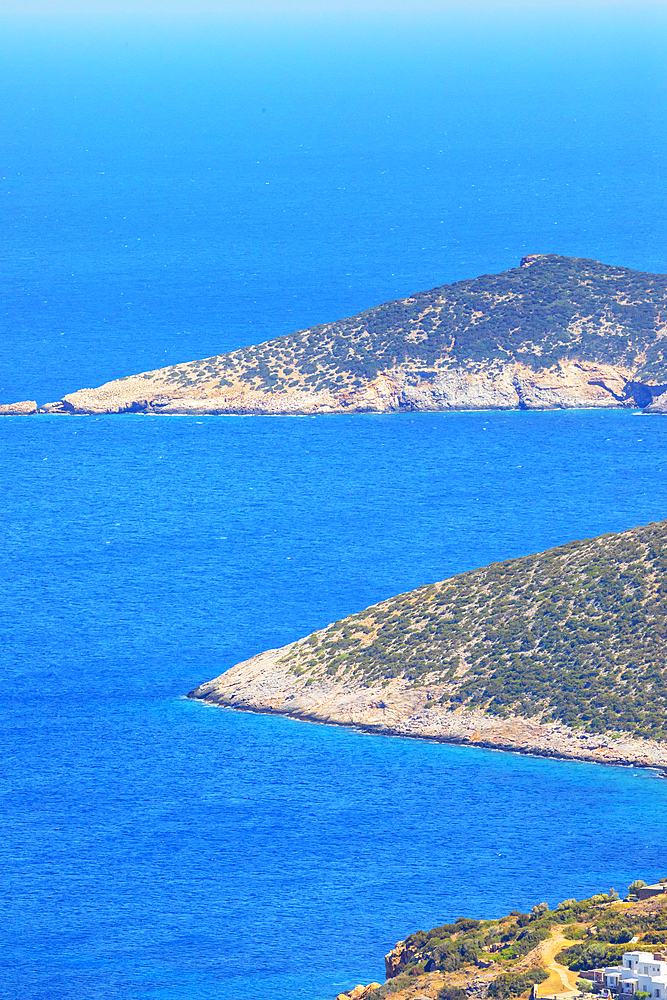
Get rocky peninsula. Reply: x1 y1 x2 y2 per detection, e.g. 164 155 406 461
188 519 667 770
5 254 667 416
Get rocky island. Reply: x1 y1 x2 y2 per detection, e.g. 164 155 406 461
335 881 667 1000
5 254 667 416
188 518 667 769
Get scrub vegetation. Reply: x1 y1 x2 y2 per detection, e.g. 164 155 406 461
150 255 667 394
282 519 667 739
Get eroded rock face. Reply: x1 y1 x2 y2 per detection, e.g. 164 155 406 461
644 388 667 413
29 358 655 415
385 940 418 979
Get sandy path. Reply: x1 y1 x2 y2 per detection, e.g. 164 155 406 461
532 929 579 996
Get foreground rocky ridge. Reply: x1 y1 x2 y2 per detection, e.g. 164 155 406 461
5 254 667 415
188 519 667 766
336 885 667 1000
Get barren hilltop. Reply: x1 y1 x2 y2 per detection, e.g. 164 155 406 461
6 254 667 415
188 518 667 769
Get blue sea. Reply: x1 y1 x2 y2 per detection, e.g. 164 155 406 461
3 5 667 999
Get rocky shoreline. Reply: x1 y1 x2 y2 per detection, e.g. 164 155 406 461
187 642 667 773
1 358 667 417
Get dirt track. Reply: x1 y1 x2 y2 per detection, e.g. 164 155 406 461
529 929 579 996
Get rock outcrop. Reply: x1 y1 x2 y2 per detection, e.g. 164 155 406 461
386 941 419 979
335 983 382 1000
335 885 667 1000
644 391 667 414
0 400 38 415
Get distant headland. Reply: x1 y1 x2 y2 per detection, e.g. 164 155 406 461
188 518 667 771
5 254 667 416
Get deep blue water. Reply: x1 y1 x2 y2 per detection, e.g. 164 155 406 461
3 5 667 1000
2 409 667 1000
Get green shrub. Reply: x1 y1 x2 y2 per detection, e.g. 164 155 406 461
366 973 412 997
556 941 625 971
642 931 667 945
437 988 468 1000
405 930 428 948
488 968 549 998
502 927 551 960
597 925 632 944
456 918 482 932
429 924 458 938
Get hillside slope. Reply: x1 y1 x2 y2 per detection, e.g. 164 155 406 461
7 254 667 416
188 519 667 767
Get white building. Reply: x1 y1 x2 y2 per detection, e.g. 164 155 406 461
596 951 667 997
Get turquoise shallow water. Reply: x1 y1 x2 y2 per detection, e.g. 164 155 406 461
3 4 667 998
1 409 667 999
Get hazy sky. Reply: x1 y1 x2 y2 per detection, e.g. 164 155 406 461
1 0 663 14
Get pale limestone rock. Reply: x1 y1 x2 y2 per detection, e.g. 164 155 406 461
188 639 667 770
33 357 644 416
336 984 382 1000
644 391 667 413
0 400 38 415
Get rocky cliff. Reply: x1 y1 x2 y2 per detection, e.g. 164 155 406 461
6 254 667 416
35 357 645 416
188 519 667 769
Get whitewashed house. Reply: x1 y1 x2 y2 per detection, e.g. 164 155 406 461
595 951 667 997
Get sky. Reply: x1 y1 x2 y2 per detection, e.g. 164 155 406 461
2 0 666 13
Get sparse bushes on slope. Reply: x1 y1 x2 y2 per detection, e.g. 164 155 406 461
284 520 667 738
159 256 667 393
